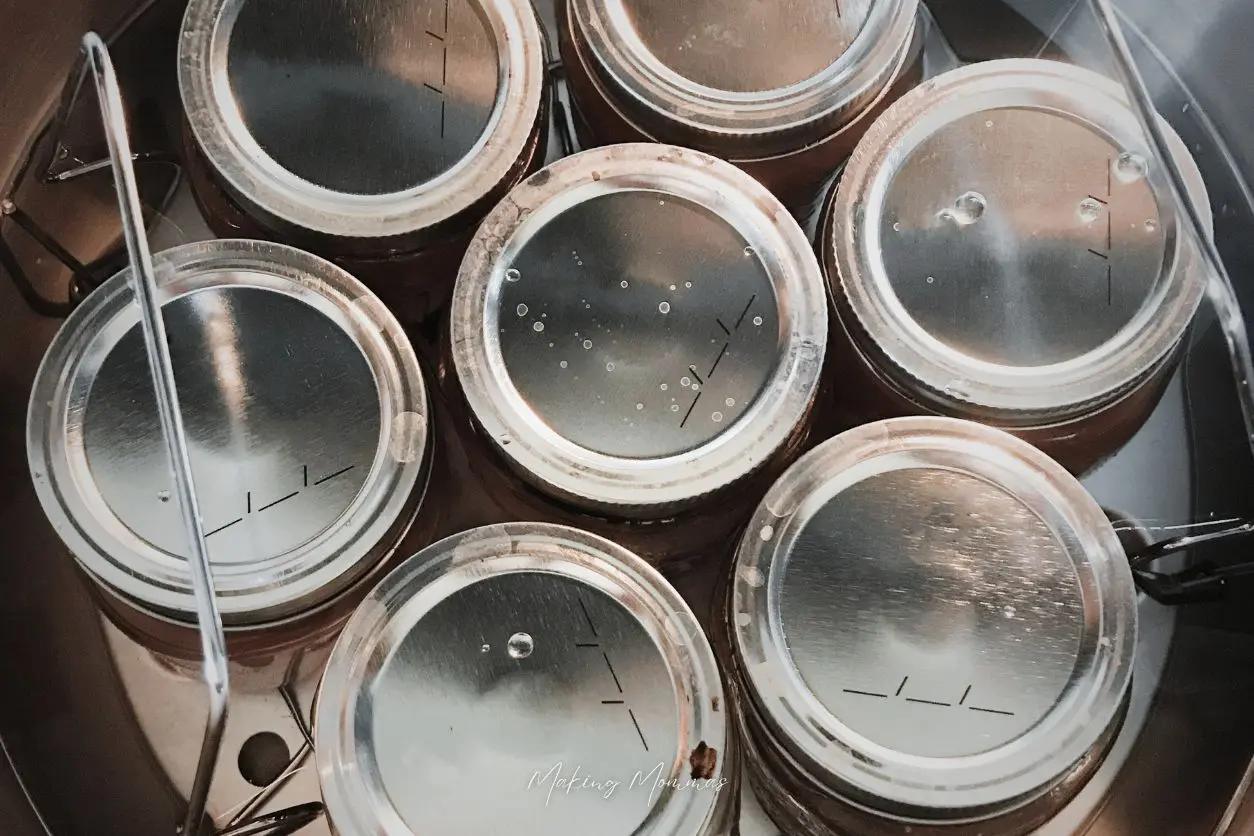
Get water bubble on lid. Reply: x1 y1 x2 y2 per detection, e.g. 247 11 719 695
669 284 676 291
927 276 936 284
725 398 735 407
691 383 700 392
505 268 521 282
560 360 568 368
1078 197 1103 223
681 377 691 387
660 383 668 390
583 339 593 349
949 191 986 225
1115 151 1148 183
516 303 529 316
620 280 629 289
893 222 902 232
759 525 775 541
712 412 723 422
606 363 615 371
659 301 671 314
671 404 680 412
753 316 763 326
507 632 535 659
636 403 644 410
533 322 545 332
685 282 692 288
481 644 490 653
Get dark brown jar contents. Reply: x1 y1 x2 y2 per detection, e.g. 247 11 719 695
820 58 1211 474
559 0 923 217
177 0 550 323
26 240 445 666
441 143 830 570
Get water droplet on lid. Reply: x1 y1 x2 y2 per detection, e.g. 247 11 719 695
505 268 521 282
927 276 935 284
712 412 723 422
1145 218 1158 232
516 303 528 316
759 525 775 541
735 613 752 628
548 342 554 348
1078 197 1102 223
583 340 593 349
893 222 902 232
743 246 755 258
1115 151 1147 182
681 377 691 387
659 199 666 206
685 282 692 289
1004 605 1016 619
669 284 676 291
636 403 644 410
560 360 568 368
577 260 583 266
606 362 615 371
620 280 629 289
660 383 668 391
742 567 765 587
753 316 763 326
1182 102 1191 114
725 398 735 407
659 301 671 314
158 491 170 503
948 191 986 225
671 404 680 412
533 321 544 332
481 644 490 653
507 632 534 659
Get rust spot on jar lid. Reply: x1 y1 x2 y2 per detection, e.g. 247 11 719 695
689 741 718 780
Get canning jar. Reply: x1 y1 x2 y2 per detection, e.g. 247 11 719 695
443 143 828 569
178 0 549 322
315 522 736 835
558 0 923 216
820 58 1212 473
26 240 441 664
718 416 1137 835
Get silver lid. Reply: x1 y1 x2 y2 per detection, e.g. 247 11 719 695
570 0 917 146
451 143 826 515
730 417 1137 819
27 240 430 625
830 59 1210 423
179 0 545 240
315 522 730 836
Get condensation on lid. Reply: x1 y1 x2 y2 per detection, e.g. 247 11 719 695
831 59 1211 421
451 144 826 514
179 0 545 238
314 523 728 836
571 0 918 136
26 240 430 625
730 417 1137 816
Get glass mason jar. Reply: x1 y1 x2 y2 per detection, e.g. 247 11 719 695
718 416 1137 836
819 59 1211 474
26 240 443 665
440 142 829 570
314 522 737 836
558 0 924 217
178 0 549 323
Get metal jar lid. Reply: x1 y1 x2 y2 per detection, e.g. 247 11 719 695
27 240 432 626
178 0 545 246
451 143 827 516
729 416 1137 822
314 522 732 836
826 59 1211 426
567 0 918 156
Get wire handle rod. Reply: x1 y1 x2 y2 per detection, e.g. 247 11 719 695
80 31 230 836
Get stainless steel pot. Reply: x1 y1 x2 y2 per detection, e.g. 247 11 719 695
5 1 1254 835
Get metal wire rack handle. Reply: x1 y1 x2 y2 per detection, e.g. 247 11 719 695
80 32 230 836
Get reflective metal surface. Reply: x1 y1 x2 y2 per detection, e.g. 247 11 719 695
315 523 733 836
28 240 431 624
730 417 1136 822
452 143 825 514
829 59 1209 424
616 0 867 93
225 0 500 196
783 467 1084 759
497 190 780 458
180 0 545 241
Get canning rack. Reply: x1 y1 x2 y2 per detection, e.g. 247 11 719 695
6 1 1254 833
